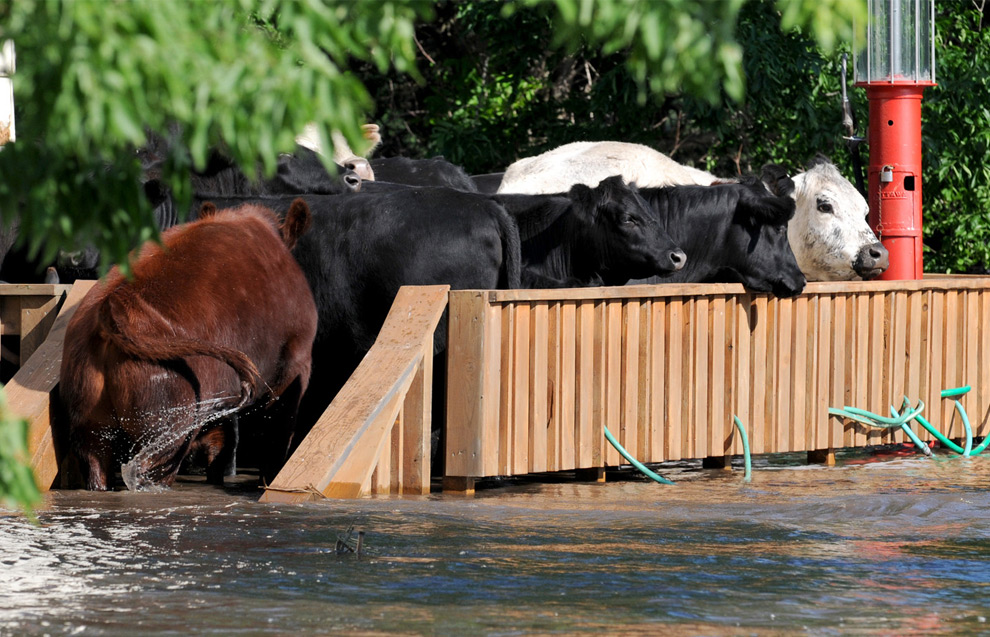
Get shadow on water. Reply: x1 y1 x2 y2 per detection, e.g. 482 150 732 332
5 449 990 635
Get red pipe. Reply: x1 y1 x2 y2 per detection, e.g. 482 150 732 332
858 81 935 280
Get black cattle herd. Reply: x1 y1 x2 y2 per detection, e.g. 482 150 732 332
23 140 807 490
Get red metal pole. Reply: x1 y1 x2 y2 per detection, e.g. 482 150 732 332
859 81 935 280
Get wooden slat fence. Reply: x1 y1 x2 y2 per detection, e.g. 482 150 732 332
445 277 990 482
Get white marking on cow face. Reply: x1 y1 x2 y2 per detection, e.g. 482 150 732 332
789 163 886 281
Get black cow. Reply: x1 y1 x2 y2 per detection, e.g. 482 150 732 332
629 166 806 297
368 156 478 191
48 144 365 282
494 176 687 288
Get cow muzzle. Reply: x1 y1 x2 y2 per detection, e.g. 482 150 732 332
853 242 889 279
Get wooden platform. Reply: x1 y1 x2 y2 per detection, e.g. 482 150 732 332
14 276 990 498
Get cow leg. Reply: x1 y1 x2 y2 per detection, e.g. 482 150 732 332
77 446 114 491
258 376 305 485
205 416 239 485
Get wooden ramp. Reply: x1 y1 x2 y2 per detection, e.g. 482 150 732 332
9 280 98 490
260 285 449 503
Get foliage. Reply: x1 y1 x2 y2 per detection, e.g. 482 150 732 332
921 8 990 273
0 388 41 518
0 0 430 272
364 0 862 177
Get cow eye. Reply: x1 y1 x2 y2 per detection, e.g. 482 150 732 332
817 199 834 214
621 216 638 226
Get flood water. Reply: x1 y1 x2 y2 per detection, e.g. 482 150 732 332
4 448 990 636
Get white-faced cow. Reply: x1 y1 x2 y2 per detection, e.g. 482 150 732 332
494 175 687 288
498 141 888 281
629 167 807 297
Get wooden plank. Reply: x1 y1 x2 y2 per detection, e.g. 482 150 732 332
575 300 595 467
749 296 768 454
637 299 653 460
497 302 515 475
591 300 606 468
511 303 531 475
15 280 97 490
443 290 490 478
621 300 641 460
730 295 752 456
791 295 808 452
774 297 793 451
831 294 848 449
708 297 726 459
558 301 576 469
650 298 667 460
692 297 709 458
665 297 683 460
261 285 448 502
604 300 622 465
481 276 990 304
815 294 833 451
19 296 62 365
530 302 549 473
401 342 431 494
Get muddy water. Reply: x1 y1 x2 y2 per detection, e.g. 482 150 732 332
4 449 990 636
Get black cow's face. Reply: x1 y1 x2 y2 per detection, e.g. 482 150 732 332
726 219 806 297
571 176 686 284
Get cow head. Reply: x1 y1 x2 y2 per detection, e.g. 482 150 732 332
569 176 686 285
789 157 889 281
722 173 807 298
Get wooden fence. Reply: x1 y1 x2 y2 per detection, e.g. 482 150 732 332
444 277 990 484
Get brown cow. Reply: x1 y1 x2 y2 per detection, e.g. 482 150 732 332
59 199 317 490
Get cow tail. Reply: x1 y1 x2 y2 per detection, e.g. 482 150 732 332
495 206 522 289
97 289 263 408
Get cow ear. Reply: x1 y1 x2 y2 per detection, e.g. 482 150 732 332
760 164 795 198
567 183 597 221
806 154 833 170
198 202 218 218
280 198 312 250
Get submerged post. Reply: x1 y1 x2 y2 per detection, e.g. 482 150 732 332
855 0 936 280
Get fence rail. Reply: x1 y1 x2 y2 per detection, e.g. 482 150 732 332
445 278 990 482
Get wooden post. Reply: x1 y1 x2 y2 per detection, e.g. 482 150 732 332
9 280 98 490
445 290 499 479
808 448 835 466
260 285 449 503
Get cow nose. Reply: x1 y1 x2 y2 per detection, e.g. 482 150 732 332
853 242 890 278
344 157 375 182
343 172 362 191
668 249 687 271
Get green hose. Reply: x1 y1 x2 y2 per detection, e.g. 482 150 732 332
602 425 675 485
888 406 933 457
912 413 966 454
732 416 752 483
941 386 971 398
957 400 973 456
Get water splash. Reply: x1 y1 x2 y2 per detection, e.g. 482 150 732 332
120 394 242 491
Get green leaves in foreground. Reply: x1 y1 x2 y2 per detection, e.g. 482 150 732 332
0 389 42 519
0 0 431 273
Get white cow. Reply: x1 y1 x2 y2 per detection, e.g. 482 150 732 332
498 141 888 281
